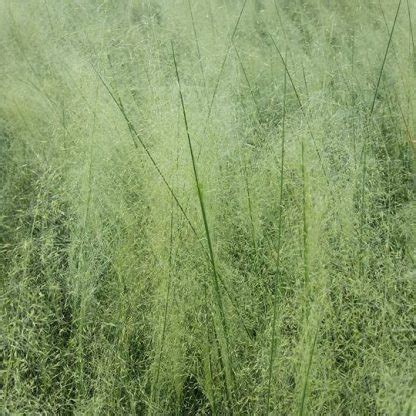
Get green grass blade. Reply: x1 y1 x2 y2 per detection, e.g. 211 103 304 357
171 41 235 412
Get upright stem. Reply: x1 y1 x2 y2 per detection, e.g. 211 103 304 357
266 52 287 415
172 42 235 412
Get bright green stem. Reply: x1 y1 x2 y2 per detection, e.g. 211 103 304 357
172 42 235 412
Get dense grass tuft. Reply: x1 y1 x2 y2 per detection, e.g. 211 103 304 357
1 0 415 414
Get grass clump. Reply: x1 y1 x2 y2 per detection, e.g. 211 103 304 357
1 0 415 414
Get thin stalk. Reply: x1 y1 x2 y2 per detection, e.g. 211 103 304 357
268 32 349 242
369 0 402 118
268 34 330 188
233 42 261 121
360 0 402 278
172 42 235 411
186 0 207 98
92 65 201 243
93 65 253 342
266 56 287 415
398 99 416 156
81 88 98 236
151 191 175 409
206 0 248 125
76 87 98 399
299 58 312 416
242 157 257 253
406 0 415 69
202 314 218 415
379 0 416 134
196 0 248 162
378 0 409 112
62 98 67 151
351 28 355 77
273 0 289 47
405 379 415 416
302 62 310 101
298 324 319 416
301 132 309 288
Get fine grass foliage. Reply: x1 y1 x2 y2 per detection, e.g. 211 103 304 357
1 0 415 414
